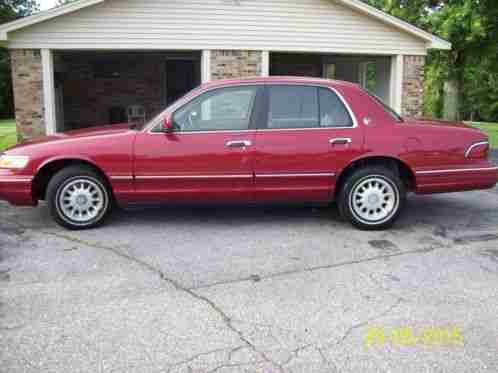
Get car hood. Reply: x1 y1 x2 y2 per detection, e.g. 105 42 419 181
5 123 134 152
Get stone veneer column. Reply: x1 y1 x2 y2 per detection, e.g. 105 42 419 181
401 55 425 118
10 49 46 140
210 50 262 80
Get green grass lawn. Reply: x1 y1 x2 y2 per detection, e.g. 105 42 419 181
471 122 498 149
0 119 17 152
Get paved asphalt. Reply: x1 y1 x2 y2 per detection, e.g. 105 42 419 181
1 159 498 372
491 150 498 163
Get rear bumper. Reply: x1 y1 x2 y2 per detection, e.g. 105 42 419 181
415 164 498 194
0 171 37 206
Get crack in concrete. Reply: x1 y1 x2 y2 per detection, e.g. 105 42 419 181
205 360 266 373
317 347 339 372
17 227 287 373
270 294 404 369
281 343 315 367
164 346 245 373
328 297 403 349
2 218 438 373
192 245 441 291
274 296 403 369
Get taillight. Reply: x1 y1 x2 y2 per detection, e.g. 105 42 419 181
465 141 490 159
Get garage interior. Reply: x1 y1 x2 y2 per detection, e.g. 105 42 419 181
52 51 201 131
270 52 392 106
50 51 393 132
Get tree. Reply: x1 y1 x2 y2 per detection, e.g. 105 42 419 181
363 0 498 122
1 0 38 21
0 0 39 119
426 0 498 121
56 0 77 6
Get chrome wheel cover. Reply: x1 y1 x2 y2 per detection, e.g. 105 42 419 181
349 176 399 225
57 178 107 225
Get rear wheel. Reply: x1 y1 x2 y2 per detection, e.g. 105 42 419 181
338 166 406 230
47 166 112 230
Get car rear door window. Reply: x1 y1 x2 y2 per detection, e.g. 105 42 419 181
318 88 354 128
267 86 319 129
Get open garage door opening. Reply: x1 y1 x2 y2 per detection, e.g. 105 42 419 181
270 52 393 108
53 51 201 132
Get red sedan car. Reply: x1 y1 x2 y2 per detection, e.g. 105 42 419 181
1 77 497 230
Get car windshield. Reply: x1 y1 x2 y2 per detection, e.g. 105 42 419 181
366 91 404 123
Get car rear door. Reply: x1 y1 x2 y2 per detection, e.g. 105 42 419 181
132 85 262 203
253 84 364 202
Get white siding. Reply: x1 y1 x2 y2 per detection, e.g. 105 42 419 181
7 0 427 55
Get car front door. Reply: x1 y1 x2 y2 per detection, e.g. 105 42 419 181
253 84 364 202
133 85 262 203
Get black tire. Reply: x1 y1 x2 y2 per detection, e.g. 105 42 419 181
46 166 112 230
338 166 406 230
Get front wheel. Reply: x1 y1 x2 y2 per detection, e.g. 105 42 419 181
47 166 112 230
338 166 406 230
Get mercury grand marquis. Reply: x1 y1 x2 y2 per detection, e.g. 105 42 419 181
1 77 497 230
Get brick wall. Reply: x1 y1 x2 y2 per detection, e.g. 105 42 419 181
10 49 45 139
402 55 425 118
58 53 166 129
210 50 262 80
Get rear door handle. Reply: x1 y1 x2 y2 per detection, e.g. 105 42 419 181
330 138 352 145
226 140 252 148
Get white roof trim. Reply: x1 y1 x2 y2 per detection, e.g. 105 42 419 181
0 0 451 50
0 0 105 41
334 0 451 50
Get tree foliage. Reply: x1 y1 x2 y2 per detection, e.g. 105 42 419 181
0 0 38 22
363 0 498 121
0 0 38 118
56 0 78 6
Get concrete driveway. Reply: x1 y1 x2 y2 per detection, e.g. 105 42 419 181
1 176 498 372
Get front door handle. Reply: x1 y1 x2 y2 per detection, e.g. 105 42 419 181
330 138 352 146
226 140 252 148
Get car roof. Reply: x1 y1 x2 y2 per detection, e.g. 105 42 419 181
201 76 360 90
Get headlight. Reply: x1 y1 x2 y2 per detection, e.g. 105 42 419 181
0 155 30 169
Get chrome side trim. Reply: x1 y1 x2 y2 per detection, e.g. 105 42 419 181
153 129 256 135
109 176 134 180
257 172 336 178
0 177 33 183
252 127 352 133
131 173 338 180
465 141 489 158
135 174 254 180
416 167 498 175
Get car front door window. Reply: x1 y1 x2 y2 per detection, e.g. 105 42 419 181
173 86 258 132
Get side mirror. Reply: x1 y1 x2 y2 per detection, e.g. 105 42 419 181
162 116 174 133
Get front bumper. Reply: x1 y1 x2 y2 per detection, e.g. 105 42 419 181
0 170 37 206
